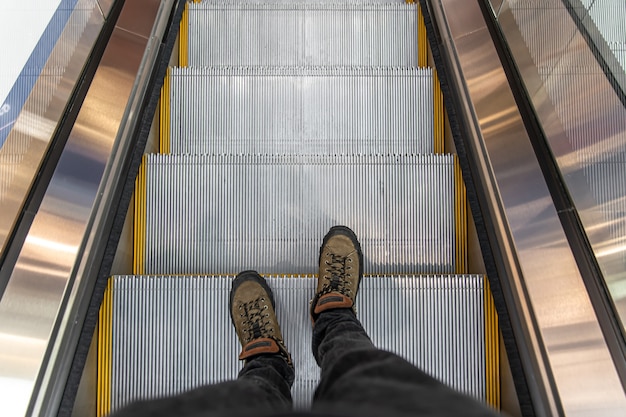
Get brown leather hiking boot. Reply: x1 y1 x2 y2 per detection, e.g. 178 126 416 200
230 271 292 366
310 226 363 323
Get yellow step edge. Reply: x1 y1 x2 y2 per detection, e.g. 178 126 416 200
417 3 428 67
133 156 147 275
179 1 189 67
159 69 164 153
132 158 138 273
454 155 467 274
484 277 501 410
97 278 113 417
417 3 445 155
160 68 171 154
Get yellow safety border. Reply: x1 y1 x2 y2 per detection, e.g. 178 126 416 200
133 156 147 274
179 1 189 67
417 4 428 67
97 278 113 417
484 277 501 409
179 0 202 66
416 3 445 154
454 156 467 274
160 67 171 154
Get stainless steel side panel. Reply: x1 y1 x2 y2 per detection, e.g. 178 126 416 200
497 0 626 339
0 2 103 259
0 1 173 416
97 0 115 18
428 0 626 415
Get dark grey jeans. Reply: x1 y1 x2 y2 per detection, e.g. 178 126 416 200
111 310 501 417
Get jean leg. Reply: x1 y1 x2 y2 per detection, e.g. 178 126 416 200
311 309 375 378
311 309 500 417
109 354 294 417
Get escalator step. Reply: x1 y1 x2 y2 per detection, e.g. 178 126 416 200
100 274 492 411
135 153 456 275
197 0 409 3
186 1 418 66
163 66 434 154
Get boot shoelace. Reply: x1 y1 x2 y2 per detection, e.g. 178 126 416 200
320 253 354 297
238 297 275 343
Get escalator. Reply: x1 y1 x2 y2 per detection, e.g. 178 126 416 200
1 1 625 417
97 1 498 414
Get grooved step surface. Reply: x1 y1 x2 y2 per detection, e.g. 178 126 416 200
187 1 418 66
105 274 487 411
165 66 434 154
137 154 456 275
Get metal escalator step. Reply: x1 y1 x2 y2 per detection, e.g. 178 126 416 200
186 1 417 66
164 66 434 154
135 154 456 275
100 274 492 411
197 0 408 3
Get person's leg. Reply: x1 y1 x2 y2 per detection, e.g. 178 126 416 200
312 309 499 417
309 226 500 417
110 271 294 417
109 354 293 417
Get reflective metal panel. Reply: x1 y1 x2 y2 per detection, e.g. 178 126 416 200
579 0 626 93
429 0 626 415
499 0 626 337
97 0 115 18
0 28 144 417
0 0 170 415
116 0 162 38
0 1 102 261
